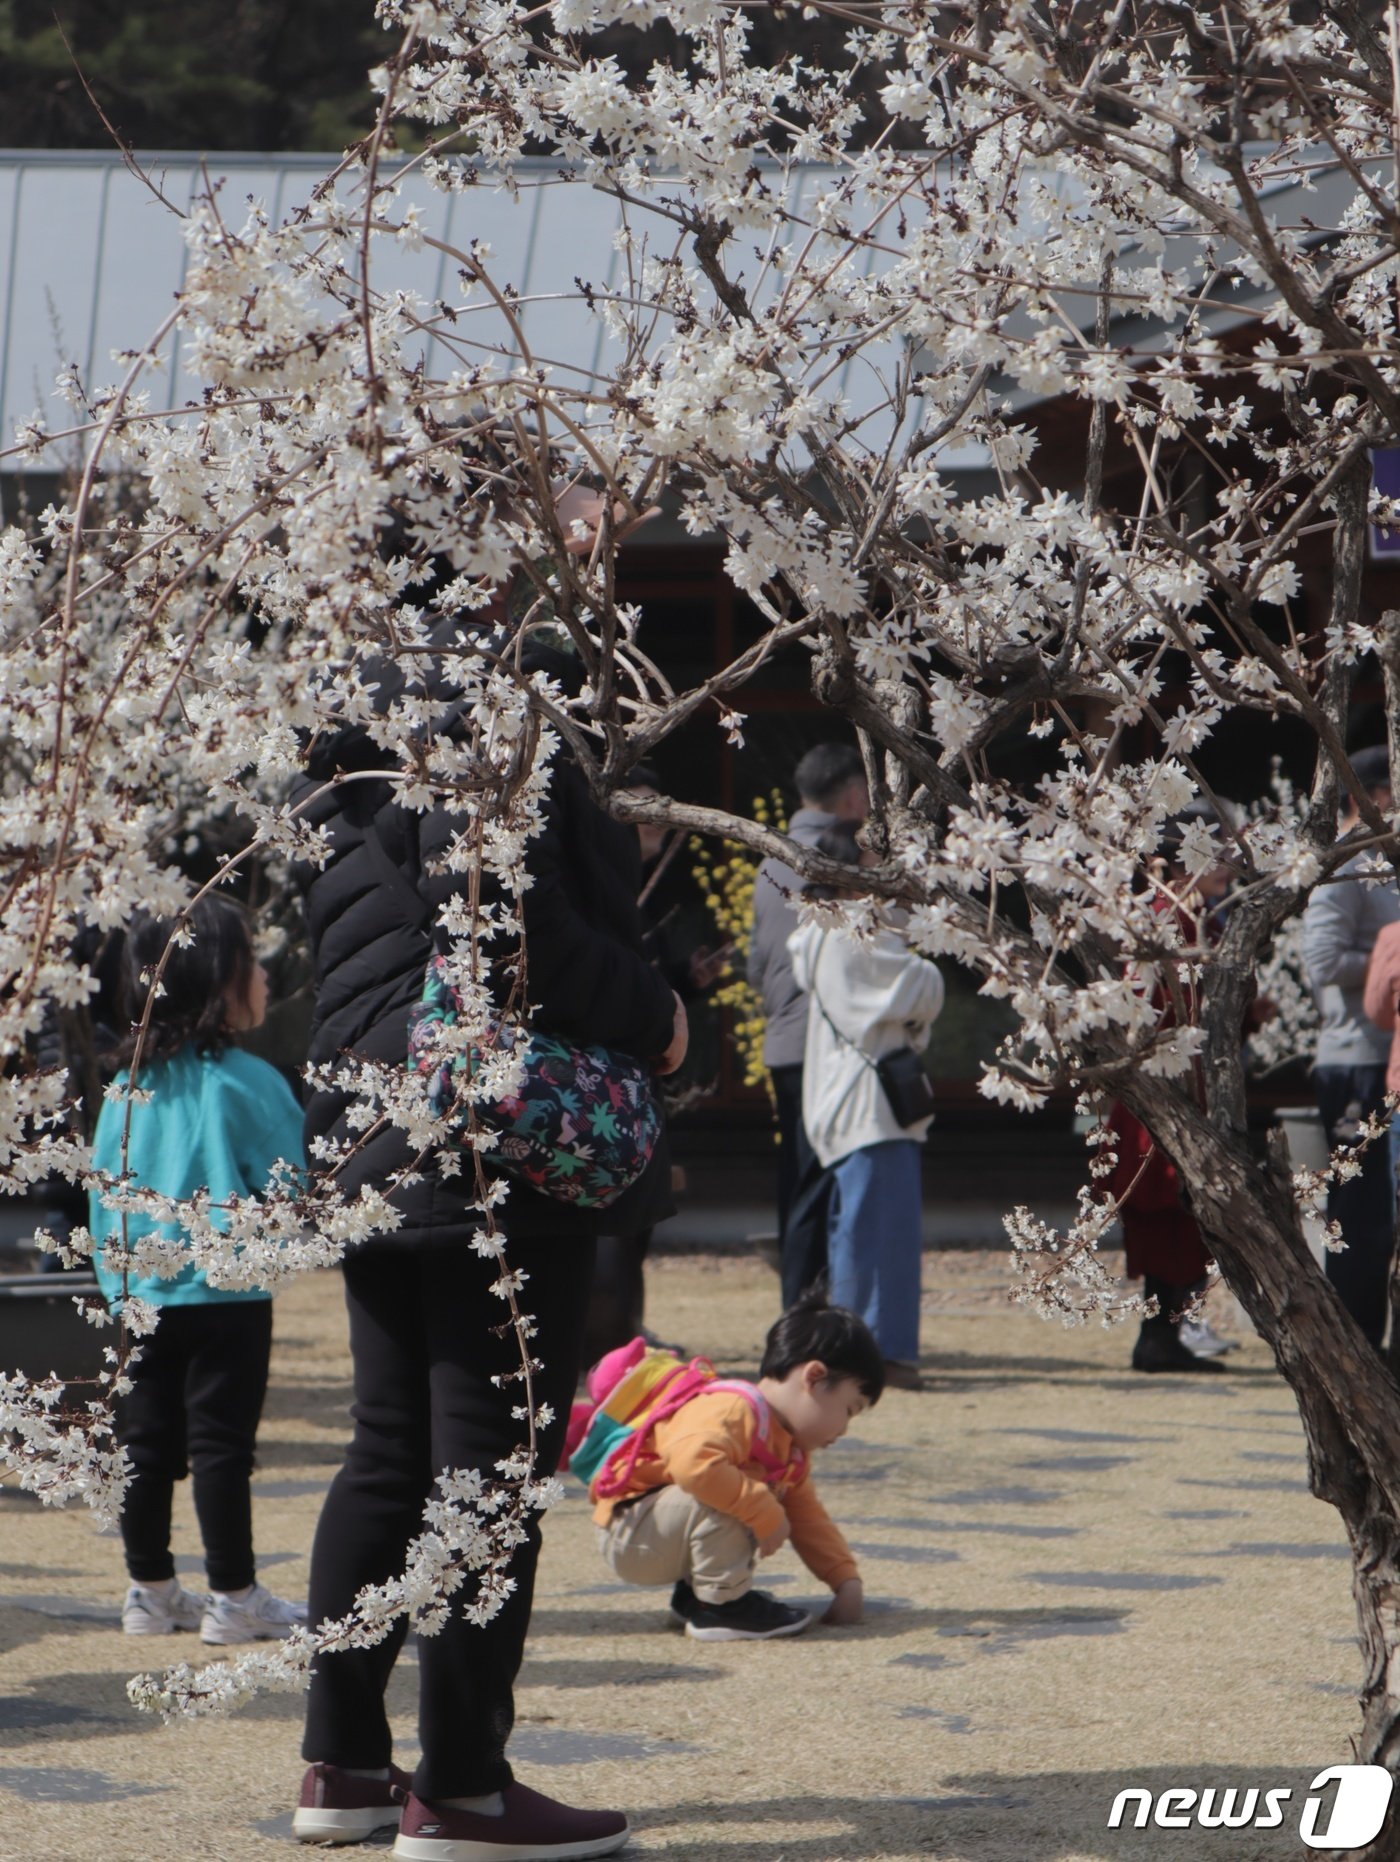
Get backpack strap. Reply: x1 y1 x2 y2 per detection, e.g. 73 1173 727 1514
709 1379 808 1488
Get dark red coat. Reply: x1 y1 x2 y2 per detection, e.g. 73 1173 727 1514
1106 893 1210 1285
1106 1099 1209 1283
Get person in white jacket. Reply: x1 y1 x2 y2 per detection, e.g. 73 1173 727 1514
787 827 944 1386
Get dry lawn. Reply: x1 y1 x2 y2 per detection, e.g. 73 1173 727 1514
0 1252 1361 1862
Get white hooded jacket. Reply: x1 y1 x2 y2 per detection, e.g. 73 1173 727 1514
787 919 945 1168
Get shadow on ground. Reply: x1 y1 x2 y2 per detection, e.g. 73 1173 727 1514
912 1350 1284 1395
527 1604 951 1642
0 1669 158 1743
632 1765 1334 1859
916 1351 1125 1387
253 1438 346 1469
0 1602 113 1655
519 1656 724 1690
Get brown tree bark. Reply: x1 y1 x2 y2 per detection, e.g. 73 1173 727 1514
1125 1076 1400 1855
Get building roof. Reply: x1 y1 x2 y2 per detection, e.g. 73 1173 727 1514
0 148 922 480
0 146 1362 491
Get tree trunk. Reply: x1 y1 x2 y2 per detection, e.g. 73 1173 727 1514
1123 1080 1400 1852
1341 1508 1400 1857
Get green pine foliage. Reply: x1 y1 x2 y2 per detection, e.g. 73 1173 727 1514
0 0 388 151
0 2 923 156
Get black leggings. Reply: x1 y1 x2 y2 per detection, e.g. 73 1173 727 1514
582 1228 651 1367
115 1298 272 1594
302 1235 596 1800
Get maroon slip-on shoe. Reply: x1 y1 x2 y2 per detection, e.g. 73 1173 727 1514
293 1760 413 1845
392 1782 629 1860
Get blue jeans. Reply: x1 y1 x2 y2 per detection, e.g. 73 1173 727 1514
1315 1064 1395 1349
827 1140 923 1361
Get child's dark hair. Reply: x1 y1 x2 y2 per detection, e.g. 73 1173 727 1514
115 895 256 1066
760 1292 885 1403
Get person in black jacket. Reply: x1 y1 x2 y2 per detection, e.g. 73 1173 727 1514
581 762 728 1366
289 624 683 1859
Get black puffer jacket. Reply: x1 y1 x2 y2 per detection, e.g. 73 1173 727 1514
290 659 677 1247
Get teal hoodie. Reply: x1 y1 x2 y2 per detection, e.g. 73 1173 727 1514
89 1045 305 1309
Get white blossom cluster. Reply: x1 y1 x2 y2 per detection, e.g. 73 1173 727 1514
1246 765 1322 1076
1003 1112 1143 1328
3 0 1397 1710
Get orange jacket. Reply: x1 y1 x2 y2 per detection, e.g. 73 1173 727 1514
592 1388 860 1590
1363 922 1400 1094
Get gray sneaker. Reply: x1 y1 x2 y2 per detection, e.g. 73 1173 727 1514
1180 1317 1237 1358
200 1581 308 1645
122 1581 206 1636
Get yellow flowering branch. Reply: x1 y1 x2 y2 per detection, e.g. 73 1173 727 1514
691 789 786 1093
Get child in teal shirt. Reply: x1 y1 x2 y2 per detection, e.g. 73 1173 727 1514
90 895 308 1643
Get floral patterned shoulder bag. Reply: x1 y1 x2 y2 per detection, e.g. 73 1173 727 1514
407 955 661 1210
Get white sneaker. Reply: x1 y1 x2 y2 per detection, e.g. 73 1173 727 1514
122 1580 207 1636
1180 1317 1237 1358
200 1581 308 1645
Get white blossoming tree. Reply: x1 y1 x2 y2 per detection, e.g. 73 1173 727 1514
9 0 1400 1841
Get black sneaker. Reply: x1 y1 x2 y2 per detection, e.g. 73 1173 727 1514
670 1584 813 1642
667 1579 695 1627
1131 1323 1227 1374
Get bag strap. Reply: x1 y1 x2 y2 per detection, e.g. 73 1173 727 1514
809 933 882 1080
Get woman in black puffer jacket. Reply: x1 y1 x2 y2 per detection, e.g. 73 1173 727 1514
289 633 678 1858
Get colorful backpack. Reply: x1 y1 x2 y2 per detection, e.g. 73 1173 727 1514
406 954 661 1210
565 1336 806 1501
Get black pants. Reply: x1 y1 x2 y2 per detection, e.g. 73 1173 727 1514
115 1298 272 1593
1142 1274 1198 1330
302 1235 595 1800
1315 1063 1396 1348
770 1063 833 1311
582 1229 650 1369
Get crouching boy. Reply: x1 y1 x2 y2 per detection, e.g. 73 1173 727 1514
592 1296 882 1641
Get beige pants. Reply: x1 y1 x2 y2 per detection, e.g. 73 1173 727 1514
598 1486 756 1605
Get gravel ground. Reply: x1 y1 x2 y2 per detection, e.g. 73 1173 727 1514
0 1251 1361 1862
